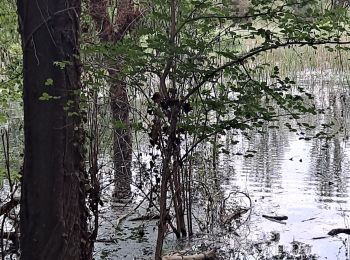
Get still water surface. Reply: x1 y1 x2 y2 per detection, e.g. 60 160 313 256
218 70 350 259
96 70 350 259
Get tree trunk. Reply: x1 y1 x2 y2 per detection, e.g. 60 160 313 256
155 105 181 260
88 0 140 199
17 1 91 259
110 75 132 198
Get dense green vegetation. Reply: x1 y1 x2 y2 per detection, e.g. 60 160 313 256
0 0 350 259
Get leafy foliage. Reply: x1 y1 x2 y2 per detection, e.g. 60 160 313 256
0 0 22 124
1 0 350 257
105 0 350 158
91 1 350 257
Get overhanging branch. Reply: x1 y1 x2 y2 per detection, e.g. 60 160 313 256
183 39 350 101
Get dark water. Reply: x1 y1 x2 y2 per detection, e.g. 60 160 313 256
96 70 350 259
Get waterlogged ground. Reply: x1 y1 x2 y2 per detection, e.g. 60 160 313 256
219 135 350 259
217 70 350 259
95 70 350 259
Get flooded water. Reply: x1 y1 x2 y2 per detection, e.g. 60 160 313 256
217 70 350 259
219 134 350 259
95 70 350 259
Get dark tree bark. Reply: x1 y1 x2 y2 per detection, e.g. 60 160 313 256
17 1 91 259
88 0 140 199
110 73 133 198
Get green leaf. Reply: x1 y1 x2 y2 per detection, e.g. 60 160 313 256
39 92 60 101
39 92 52 101
113 120 127 129
45 78 53 86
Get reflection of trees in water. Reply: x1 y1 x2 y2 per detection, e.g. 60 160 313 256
306 73 350 203
243 130 284 191
216 73 350 195
240 125 290 191
184 72 350 258
309 136 349 203
187 72 350 235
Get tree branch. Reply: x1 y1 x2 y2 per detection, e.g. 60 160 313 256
87 0 141 42
183 39 350 101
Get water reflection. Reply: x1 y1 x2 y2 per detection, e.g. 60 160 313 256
95 70 350 259
218 70 350 259
309 137 349 204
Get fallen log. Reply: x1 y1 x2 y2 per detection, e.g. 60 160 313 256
222 207 250 224
328 228 350 236
301 217 316 222
162 250 216 260
312 236 328 240
262 215 288 221
262 215 288 224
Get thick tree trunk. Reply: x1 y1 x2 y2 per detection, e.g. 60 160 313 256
110 76 132 198
88 0 139 199
17 1 90 259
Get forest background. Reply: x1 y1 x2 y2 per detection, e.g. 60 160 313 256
1 0 350 259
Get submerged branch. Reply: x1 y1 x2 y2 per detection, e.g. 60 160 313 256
262 215 288 224
328 228 350 236
162 250 216 260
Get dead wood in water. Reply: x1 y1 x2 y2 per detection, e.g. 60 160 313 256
262 215 288 224
262 215 288 221
312 236 328 240
162 250 216 260
222 207 250 224
328 228 350 236
130 214 160 221
301 217 317 222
